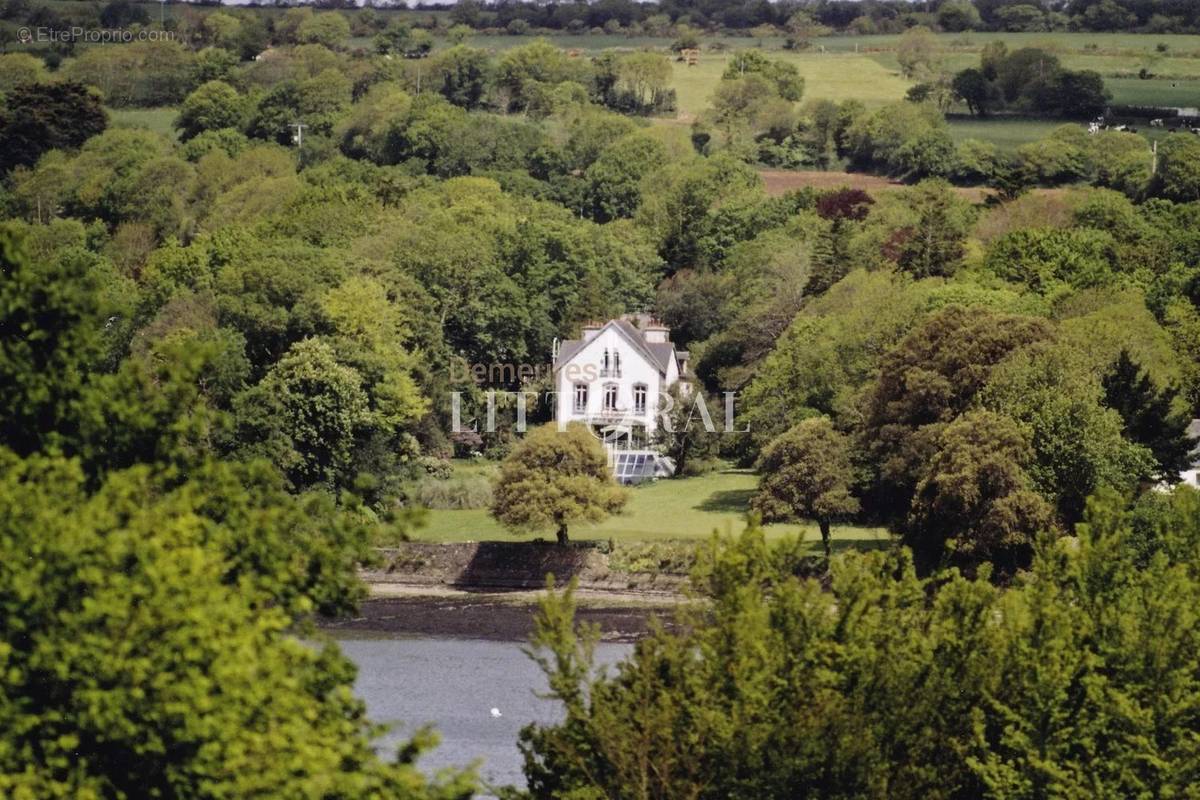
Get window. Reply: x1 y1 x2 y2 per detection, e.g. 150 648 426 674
603 384 618 411
614 453 652 484
633 384 647 414
601 348 620 377
573 383 588 413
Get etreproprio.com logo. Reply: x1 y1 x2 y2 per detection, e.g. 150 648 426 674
18 26 177 44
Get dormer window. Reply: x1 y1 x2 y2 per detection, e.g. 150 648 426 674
601 348 620 377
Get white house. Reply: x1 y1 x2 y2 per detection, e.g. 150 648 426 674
552 314 689 483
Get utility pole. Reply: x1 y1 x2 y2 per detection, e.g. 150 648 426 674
159 0 166 26
290 122 308 149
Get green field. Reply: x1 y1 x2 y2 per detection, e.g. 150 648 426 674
413 467 890 550
947 116 1065 151
1107 77 1200 107
670 50 913 119
109 107 178 137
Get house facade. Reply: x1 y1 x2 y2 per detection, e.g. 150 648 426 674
552 315 689 482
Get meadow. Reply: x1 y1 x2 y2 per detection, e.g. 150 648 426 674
412 465 890 550
109 107 178 137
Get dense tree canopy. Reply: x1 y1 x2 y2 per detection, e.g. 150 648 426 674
522 491 1200 798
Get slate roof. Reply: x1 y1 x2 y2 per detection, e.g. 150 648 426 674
554 318 678 376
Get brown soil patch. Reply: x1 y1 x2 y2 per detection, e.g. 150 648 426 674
758 169 995 203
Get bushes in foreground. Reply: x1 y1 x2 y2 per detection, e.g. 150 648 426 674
519 488 1200 799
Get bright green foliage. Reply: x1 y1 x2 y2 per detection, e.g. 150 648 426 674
521 493 1200 798
981 341 1157 522
319 275 428 431
985 227 1117 291
752 417 859 558
0 452 473 798
491 423 627 543
739 268 932 454
0 53 48 92
722 50 805 101
1152 135 1200 203
908 410 1054 574
845 102 957 180
495 40 588 114
175 80 246 142
297 11 351 48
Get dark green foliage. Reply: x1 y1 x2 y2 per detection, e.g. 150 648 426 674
908 410 1054 574
0 230 111 456
0 82 107 174
891 179 974 278
952 44 1111 119
863 306 1052 519
1102 349 1195 481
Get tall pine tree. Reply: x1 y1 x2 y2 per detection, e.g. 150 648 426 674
1102 349 1195 482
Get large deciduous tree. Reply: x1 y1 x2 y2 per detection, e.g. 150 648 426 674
752 416 860 558
0 82 107 175
863 306 1052 518
491 423 627 543
908 410 1054 574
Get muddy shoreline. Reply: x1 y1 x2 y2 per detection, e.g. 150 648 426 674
319 585 687 643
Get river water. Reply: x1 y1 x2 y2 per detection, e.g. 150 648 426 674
337 636 632 793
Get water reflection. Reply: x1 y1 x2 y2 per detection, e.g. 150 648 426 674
337 635 631 793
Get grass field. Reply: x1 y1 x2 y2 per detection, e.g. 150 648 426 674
1107 77 1200 107
109 107 178 138
947 117 1065 151
413 467 890 550
670 50 913 119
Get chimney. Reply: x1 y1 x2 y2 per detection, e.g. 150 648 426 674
643 319 670 344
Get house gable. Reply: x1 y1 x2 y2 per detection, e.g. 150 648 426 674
554 319 668 377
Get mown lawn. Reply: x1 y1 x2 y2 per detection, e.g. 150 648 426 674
413 467 891 550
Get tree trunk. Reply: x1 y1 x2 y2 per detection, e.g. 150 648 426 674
556 522 569 545
819 518 831 560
